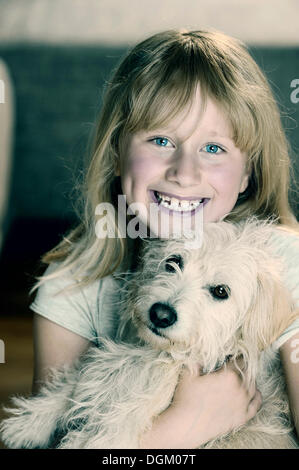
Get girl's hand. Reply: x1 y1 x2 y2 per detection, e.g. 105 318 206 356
140 360 262 449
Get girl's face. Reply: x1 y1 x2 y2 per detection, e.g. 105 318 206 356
118 87 250 237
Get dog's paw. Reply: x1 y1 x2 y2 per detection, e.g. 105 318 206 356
0 396 53 448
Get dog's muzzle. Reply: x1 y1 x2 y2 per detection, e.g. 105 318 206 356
149 302 177 330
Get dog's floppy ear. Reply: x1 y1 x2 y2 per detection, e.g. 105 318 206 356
241 269 298 352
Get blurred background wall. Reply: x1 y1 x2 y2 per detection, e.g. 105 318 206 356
1 0 299 45
0 0 298 446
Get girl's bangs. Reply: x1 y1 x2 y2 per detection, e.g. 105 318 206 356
226 100 262 160
126 69 203 133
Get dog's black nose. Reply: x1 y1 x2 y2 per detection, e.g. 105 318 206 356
149 302 177 329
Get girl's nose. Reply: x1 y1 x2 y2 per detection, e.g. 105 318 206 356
166 150 201 187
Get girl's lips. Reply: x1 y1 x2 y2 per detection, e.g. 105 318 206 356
149 189 210 216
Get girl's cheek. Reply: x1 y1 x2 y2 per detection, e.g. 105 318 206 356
126 152 163 180
130 157 152 177
206 163 246 193
121 151 162 203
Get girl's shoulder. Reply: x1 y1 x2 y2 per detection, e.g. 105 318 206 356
30 263 123 344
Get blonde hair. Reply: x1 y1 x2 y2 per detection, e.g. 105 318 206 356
33 28 298 290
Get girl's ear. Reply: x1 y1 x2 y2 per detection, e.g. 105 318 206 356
239 175 249 194
241 269 298 352
239 170 250 194
239 159 252 194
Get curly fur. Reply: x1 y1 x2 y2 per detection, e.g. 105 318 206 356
1 219 298 449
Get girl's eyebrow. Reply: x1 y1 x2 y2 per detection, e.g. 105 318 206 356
206 132 234 142
143 128 173 135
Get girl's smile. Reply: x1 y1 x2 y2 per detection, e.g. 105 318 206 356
118 86 250 236
151 189 210 209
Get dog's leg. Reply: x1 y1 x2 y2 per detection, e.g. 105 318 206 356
0 367 75 449
55 343 181 449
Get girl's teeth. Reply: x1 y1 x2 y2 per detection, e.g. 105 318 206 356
181 201 189 209
155 191 204 211
171 198 179 209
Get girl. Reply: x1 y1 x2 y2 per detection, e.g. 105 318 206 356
30 29 299 448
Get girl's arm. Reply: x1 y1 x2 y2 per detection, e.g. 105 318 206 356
32 313 91 394
280 332 299 439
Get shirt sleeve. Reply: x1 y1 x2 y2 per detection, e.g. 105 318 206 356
269 228 299 350
30 263 101 343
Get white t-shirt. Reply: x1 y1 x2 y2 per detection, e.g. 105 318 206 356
30 227 299 349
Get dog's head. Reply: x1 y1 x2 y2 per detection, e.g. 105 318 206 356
120 220 297 379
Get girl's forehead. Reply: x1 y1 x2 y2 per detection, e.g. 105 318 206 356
139 92 234 142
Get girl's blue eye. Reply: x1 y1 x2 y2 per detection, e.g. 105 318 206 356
204 144 223 154
153 137 170 147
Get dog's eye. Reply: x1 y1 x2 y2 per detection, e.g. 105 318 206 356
209 285 230 300
165 255 183 273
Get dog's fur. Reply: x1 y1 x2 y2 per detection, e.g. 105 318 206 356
1 220 299 449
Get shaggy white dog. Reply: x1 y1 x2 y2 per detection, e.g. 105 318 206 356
1 220 298 449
